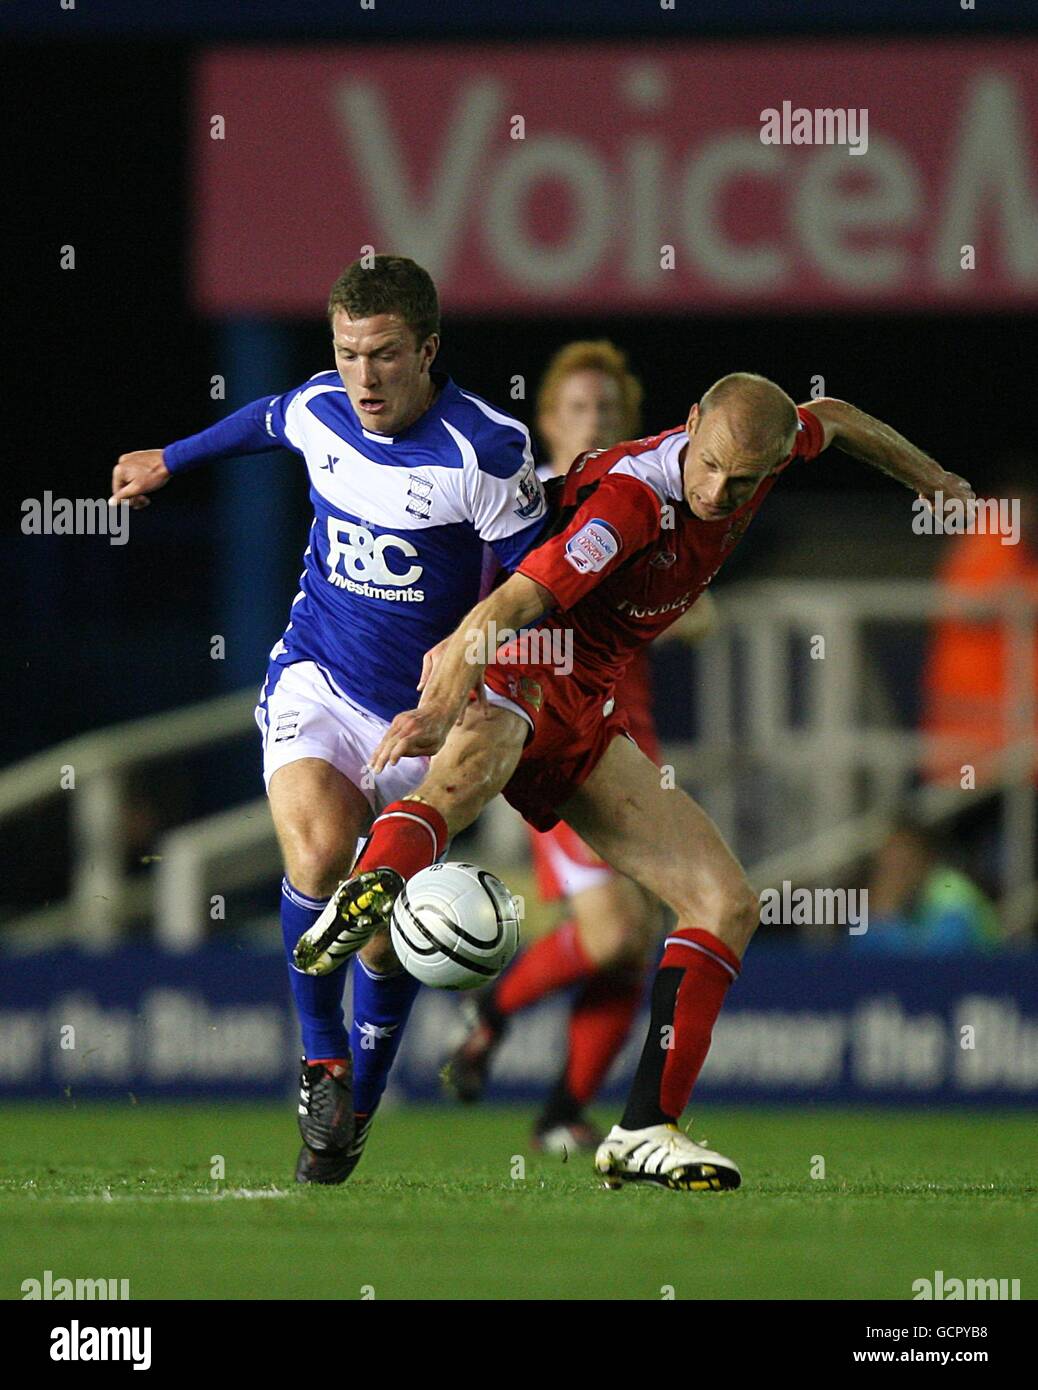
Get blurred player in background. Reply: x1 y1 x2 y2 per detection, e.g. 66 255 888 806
447 342 716 1154
110 256 548 1184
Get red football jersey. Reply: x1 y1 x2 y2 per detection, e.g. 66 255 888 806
518 409 824 688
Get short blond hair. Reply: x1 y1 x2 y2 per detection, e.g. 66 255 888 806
699 372 798 459
536 340 643 444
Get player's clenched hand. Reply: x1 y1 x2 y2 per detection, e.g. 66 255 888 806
110 450 171 510
370 705 456 772
917 469 974 510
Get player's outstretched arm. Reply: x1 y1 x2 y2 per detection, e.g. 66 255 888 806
370 573 553 771
111 391 301 510
801 397 974 505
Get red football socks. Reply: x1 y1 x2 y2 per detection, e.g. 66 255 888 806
493 918 596 1016
307 1058 350 1079
354 799 448 880
565 965 645 1105
621 927 741 1129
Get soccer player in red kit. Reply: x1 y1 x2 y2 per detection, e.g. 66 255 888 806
448 340 717 1155
296 372 974 1191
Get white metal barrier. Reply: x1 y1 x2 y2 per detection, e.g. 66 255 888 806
691 581 1036 936
0 691 256 949
1 581 1034 946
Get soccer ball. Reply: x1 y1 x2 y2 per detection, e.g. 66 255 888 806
390 862 520 990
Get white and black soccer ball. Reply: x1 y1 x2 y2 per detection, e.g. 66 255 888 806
390 862 520 990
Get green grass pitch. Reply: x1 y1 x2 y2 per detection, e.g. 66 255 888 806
1 1102 1035 1300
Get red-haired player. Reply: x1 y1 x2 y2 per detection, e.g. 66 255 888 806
297 373 973 1191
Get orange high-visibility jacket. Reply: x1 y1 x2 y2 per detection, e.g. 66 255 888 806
922 530 1038 785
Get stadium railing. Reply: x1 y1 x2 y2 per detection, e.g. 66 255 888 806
688 580 1036 938
0 691 256 949
0 582 1034 945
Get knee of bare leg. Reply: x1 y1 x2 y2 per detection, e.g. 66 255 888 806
718 886 760 950
580 908 655 968
595 919 631 966
572 916 615 967
284 836 352 899
677 880 758 951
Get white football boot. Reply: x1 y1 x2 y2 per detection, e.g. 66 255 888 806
595 1123 741 1192
293 869 403 976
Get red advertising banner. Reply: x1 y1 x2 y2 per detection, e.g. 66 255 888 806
193 41 1038 316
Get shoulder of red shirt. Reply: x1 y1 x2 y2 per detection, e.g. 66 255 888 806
792 405 825 464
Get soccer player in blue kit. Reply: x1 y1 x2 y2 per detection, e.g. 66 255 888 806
111 257 548 1182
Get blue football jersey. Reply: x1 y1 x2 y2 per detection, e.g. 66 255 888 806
167 370 547 722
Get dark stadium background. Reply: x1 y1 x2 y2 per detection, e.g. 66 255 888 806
6 9 1036 770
